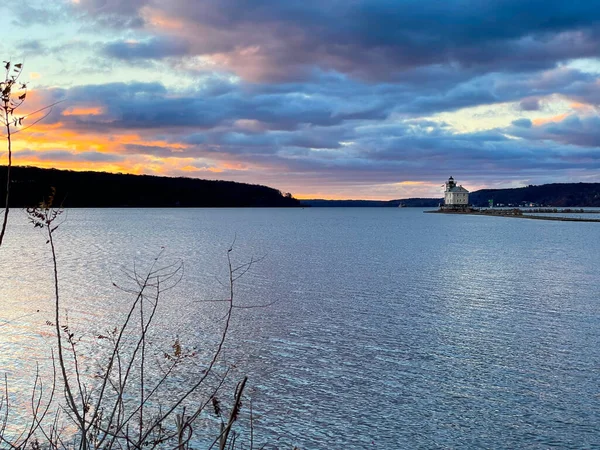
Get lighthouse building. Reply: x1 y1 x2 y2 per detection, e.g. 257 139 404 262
443 176 469 210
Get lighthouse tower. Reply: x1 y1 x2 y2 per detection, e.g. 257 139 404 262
443 176 469 210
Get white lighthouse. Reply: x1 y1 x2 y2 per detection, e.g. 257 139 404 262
443 176 469 209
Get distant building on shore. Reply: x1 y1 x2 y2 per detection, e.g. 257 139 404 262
442 176 470 210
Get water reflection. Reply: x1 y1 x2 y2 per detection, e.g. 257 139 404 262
0 208 599 448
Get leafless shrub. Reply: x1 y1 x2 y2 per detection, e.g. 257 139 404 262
0 196 270 449
0 62 59 248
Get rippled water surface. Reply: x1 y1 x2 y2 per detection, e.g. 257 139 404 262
1 208 600 448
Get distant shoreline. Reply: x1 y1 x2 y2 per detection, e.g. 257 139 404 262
302 182 600 208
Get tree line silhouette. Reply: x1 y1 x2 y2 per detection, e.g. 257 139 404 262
0 166 301 207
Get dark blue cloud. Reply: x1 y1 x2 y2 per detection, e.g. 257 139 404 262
46 81 390 131
519 98 541 111
103 37 190 60
512 118 533 128
76 0 600 81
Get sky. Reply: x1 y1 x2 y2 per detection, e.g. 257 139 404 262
2 0 600 199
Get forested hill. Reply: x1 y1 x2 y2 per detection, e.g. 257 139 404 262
468 183 600 207
0 166 301 207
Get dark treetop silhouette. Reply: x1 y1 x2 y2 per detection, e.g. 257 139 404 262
0 166 301 208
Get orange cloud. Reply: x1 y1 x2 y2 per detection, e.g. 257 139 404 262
16 123 111 152
142 7 186 31
394 181 427 186
221 162 249 170
180 165 223 173
569 101 595 113
532 113 569 126
125 139 189 150
15 121 193 159
62 107 104 116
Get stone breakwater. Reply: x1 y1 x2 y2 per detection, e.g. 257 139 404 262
426 208 600 222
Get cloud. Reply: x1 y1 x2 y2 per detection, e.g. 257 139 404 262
508 113 600 147
9 1 73 27
123 144 193 157
519 97 541 111
512 118 533 128
72 0 600 82
73 0 146 28
103 37 190 60
16 149 124 163
16 40 46 53
39 80 391 132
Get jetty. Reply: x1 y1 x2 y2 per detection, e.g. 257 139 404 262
427 207 600 222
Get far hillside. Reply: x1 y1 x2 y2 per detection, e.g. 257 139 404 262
468 183 600 207
0 166 301 208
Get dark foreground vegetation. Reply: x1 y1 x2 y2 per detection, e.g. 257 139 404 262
0 166 301 207
302 183 600 207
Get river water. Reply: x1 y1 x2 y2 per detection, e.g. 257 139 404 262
0 208 599 448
